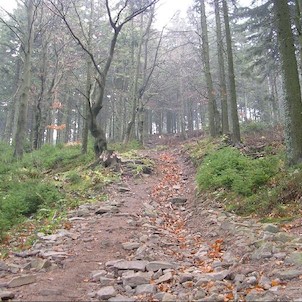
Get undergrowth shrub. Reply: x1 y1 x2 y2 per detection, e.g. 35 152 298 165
197 146 278 196
231 168 302 216
0 180 63 239
241 121 268 134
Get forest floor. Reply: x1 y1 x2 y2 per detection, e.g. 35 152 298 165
1 136 302 301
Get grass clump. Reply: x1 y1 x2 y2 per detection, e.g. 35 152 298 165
0 180 63 237
230 167 302 217
196 146 279 196
109 140 143 153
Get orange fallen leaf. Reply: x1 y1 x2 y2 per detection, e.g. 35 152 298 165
224 293 234 301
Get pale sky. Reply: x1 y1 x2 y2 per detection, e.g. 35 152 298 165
0 0 17 12
0 0 193 24
155 0 193 28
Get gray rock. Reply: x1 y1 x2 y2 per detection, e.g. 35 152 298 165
263 224 279 233
168 197 187 205
162 292 177 302
154 292 165 301
40 251 68 259
68 216 86 221
122 242 140 250
8 275 37 288
39 234 59 241
95 206 118 215
75 208 90 217
285 252 302 265
194 289 206 299
244 276 257 286
139 235 148 242
274 252 287 259
273 232 294 243
195 276 211 286
105 259 123 267
135 244 148 259
251 242 274 260
274 269 302 280
118 186 131 192
136 283 156 294
99 277 115 286
146 261 175 272
122 272 151 287
153 269 163 279
222 251 237 264
96 286 117 300
182 281 194 288
179 273 194 283
124 285 134 294
143 203 157 217
234 274 245 283
246 289 277 302
206 270 229 281
258 275 271 290
6 264 21 274
155 272 173 284
30 259 52 270
114 260 148 271
108 295 135 302
39 289 63 296
0 290 15 299
0 262 9 271
90 270 107 281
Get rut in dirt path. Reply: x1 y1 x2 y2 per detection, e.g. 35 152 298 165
1 147 302 302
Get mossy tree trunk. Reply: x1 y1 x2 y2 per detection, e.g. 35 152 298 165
275 0 302 165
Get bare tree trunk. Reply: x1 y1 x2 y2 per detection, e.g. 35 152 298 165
13 0 35 158
222 0 241 143
82 0 94 154
199 0 218 137
124 14 144 144
214 0 229 135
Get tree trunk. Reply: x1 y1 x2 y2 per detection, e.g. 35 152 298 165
222 0 241 143
214 0 229 135
13 0 34 159
275 0 302 165
199 0 218 137
124 15 144 145
82 0 94 154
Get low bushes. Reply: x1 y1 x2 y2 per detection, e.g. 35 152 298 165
196 146 279 196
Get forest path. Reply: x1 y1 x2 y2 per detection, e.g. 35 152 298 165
1 144 302 301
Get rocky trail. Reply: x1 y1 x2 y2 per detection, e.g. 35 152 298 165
1 146 302 301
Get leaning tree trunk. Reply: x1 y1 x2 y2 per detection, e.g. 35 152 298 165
275 0 302 165
13 0 34 159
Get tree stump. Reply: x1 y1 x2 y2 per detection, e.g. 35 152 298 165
88 150 121 170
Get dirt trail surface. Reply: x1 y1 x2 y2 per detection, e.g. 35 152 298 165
1 146 302 301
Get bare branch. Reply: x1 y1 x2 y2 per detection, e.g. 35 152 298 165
72 0 89 44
